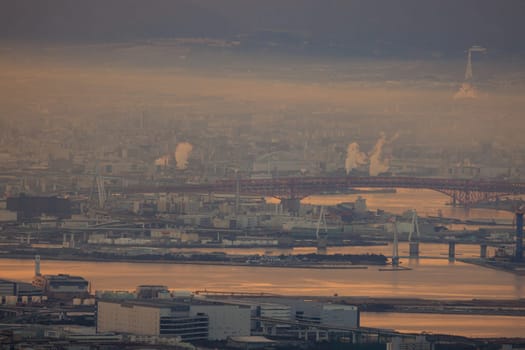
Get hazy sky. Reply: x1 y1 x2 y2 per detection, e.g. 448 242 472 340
1 0 525 56
1 1 524 152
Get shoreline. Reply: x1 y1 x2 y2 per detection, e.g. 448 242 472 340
459 258 525 276
219 295 525 317
0 254 374 269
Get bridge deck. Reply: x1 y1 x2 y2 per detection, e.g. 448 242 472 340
116 176 525 205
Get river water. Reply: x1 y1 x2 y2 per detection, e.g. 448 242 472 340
361 313 525 338
0 189 523 337
302 188 515 221
1 254 524 337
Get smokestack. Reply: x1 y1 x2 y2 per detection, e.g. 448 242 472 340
516 208 524 262
35 255 41 276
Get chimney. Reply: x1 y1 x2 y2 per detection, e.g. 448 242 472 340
516 209 524 262
35 255 41 276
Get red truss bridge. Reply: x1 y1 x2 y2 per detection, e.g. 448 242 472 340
121 176 525 206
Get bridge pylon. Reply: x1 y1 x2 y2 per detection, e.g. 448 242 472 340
316 206 328 255
408 210 421 258
390 217 400 267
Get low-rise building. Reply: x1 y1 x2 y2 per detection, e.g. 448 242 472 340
33 274 90 299
248 297 360 329
96 299 250 341
0 278 43 304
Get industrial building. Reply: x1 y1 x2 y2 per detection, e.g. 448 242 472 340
6 195 72 221
387 335 431 350
282 298 360 328
216 297 360 335
96 299 251 341
32 274 90 299
31 256 90 299
0 278 43 304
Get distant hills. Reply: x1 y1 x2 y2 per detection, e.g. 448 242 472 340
1 0 524 56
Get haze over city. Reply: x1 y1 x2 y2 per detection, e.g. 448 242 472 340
1 1 525 349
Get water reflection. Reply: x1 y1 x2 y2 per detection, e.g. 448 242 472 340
0 254 523 300
301 189 514 220
1 254 523 337
361 312 525 338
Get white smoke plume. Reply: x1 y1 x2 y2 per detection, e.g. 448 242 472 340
155 155 170 167
175 142 193 170
388 132 400 144
453 82 478 100
345 142 367 174
368 132 390 176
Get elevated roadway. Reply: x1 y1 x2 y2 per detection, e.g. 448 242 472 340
118 176 525 205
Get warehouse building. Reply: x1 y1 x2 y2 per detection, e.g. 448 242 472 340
96 299 250 341
0 278 43 304
215 297 359 337
239 297 360 329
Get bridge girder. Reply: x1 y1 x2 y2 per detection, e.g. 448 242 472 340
436 189 512 206
119 176 525 206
